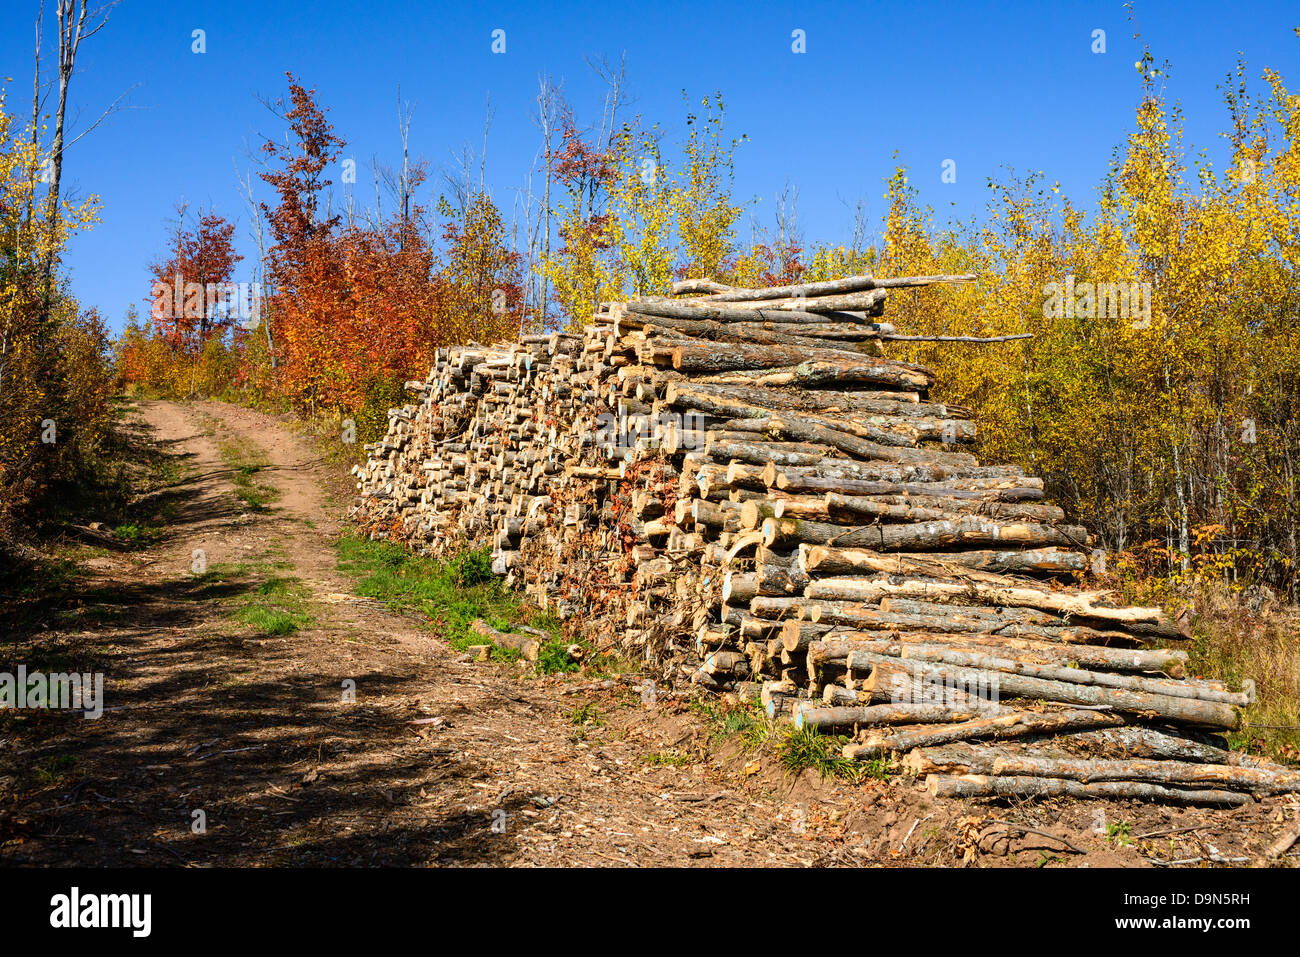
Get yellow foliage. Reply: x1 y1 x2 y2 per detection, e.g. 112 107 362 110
0 98 107 522
543 93 749 325
877 51 1300 595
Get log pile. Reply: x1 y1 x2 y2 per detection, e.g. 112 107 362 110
352 272 1290 806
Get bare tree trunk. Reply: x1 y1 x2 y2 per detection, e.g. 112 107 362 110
235 163 275 369
394 87 414 245
26 5 43 226
43 1 85 294
40 0 119 300
1165 362 1192 574
479 92 492 193
537 75 557 331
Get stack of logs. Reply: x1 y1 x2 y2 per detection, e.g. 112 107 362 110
353 272 1293 806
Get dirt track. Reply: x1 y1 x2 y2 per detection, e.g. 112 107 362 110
0 400 1290 867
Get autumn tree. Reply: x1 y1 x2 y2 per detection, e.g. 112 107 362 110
543 117 622 324
257 74 345 411
440 190 525 343
874 40 1300 598
147 204 243 353
542 92 749 326
0 94 106 520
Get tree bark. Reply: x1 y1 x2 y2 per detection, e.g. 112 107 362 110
470 619 540 660
925 773 1250 807
843 708 1125 759
793 701 1007 731
989 754 1300 796
803 578 1167 626
668 272 975 301
844 652 1239 728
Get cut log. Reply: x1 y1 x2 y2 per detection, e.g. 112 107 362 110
989 755 1300 796
804 578 1168 627
669 272 974 300
808 629 1189 675
670 341 908 376
844 708 1125 759
826 492 1065 525
823 517 1088 552
894 647 1248 706
675 382 964 419
1061 726 1250 765
469 619 541 661
792 701 1007 731
845 652 1240 728
926 773 1251 807
801 545 1087 580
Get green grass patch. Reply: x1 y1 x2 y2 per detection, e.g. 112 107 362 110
778 726 887 782
235 604 309 636
692 698 772 750
1105 821 1134 847
567 702 605 740
188 560 314 636
229 466 278 512
211 429 279 512
197 560 259 579
36 753 78 785
235 574 312 635
112 523 165 547
643 750 691 767
334 535 567 669
535 637 583 675
568 702 603 726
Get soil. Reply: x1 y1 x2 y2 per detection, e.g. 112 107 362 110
1 399 1296 868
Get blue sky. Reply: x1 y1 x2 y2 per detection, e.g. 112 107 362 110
2 0 1297 331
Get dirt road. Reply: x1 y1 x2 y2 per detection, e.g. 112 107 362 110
0 400 1285 867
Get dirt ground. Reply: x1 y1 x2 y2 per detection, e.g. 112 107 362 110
1 399 1296 868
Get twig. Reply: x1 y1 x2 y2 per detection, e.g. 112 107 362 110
663 791 728 803
1266 814 1300 860
899 813 933 852
1146 854 1248 866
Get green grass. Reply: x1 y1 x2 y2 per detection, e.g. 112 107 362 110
36 754 78 785
235 604 308 636
1106 821 1134 847
855 755 894 782
692 699 772 750
209 428 279 512
334 535 572 671
112 523 165 546
567 702 603 726
235 574 312 635
535 638 585 675
643 750 691 767
229 464 279 511
778 726 890 782
189 562 314 636
198 560 258 579
567 702 605 740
